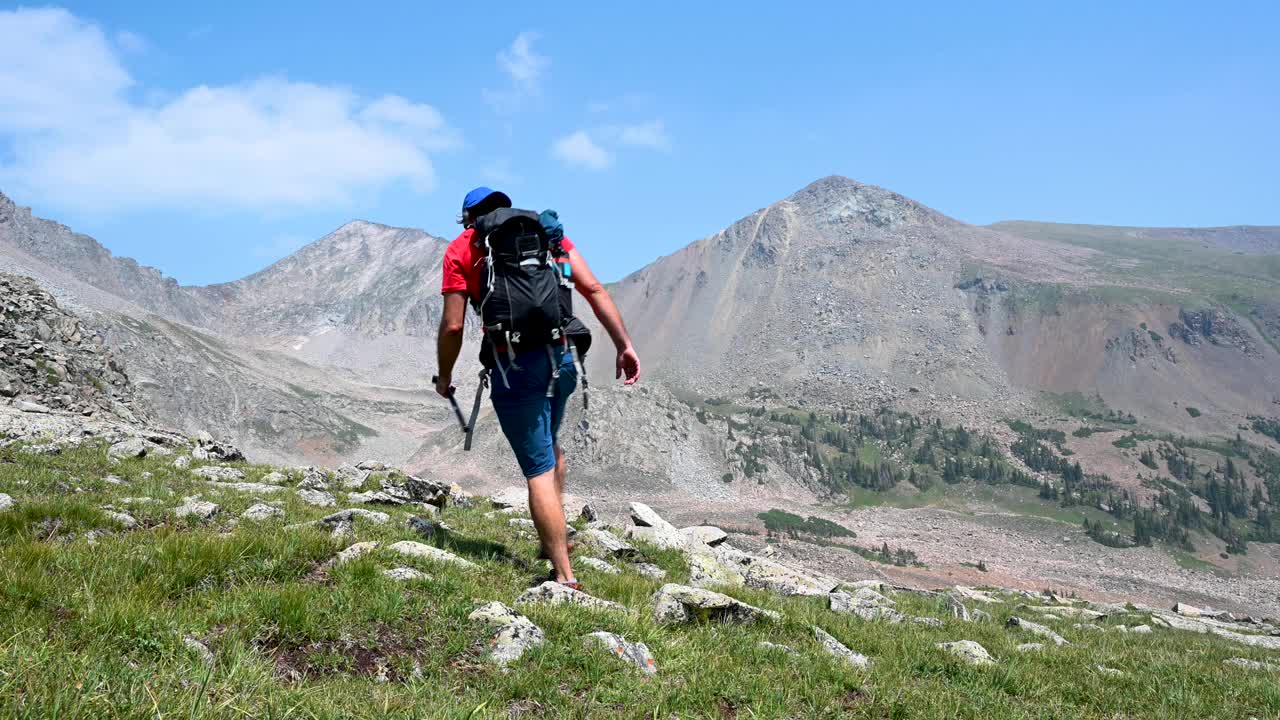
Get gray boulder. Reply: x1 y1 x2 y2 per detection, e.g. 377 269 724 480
632 562 667 580
193 466 245 481
0 493 13 512
108 438 148 459
383 567 431 582
469 602 544 667
296 489 337 507
241 503 284 521
174 497 219 520
946 591 971 621
320 508 390 526
652 583 779 625
624 524 688 550
814 627 871 669
331 541 379 566
629 502 678 532
937 640 995 666
1007 617 1069 646
578 557 621 575
584 632 657 675
388 541 477 569
680 526 728 546
518 581 628 613
582 528 639 559
744 558 839 597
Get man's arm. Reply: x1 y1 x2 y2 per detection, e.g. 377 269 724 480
567 249 640 384
435 291 468 396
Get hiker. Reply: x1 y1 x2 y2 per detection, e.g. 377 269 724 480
435 187 640 589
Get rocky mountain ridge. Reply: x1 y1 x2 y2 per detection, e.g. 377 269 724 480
0 273 144 422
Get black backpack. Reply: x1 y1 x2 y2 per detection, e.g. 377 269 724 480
471 208 568 369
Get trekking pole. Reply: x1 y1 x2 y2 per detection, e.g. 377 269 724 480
431 376 469 433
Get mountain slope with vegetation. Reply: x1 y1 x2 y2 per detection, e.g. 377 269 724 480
1 420 1277 719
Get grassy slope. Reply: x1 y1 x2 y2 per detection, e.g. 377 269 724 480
0 444 1278 719
990 221 1280 304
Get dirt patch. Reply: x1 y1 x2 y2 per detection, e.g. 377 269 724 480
259 622 441 683
716 697 739 720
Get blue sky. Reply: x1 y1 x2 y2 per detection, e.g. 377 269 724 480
1 2 1277 286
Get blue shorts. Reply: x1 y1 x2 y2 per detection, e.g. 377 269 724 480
490 345 578 478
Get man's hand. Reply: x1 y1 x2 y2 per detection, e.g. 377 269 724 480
434 374 454 398
616 346 641 385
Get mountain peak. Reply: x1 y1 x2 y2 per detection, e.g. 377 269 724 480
782 175 957 231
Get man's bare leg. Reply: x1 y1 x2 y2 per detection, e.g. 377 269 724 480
528 469 575 584
553 445 567 500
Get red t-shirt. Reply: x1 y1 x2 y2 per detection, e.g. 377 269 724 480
441 228 576 303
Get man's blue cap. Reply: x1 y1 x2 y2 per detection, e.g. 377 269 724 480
462 187 512 211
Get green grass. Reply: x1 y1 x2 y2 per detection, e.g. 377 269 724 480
0 442 1278 718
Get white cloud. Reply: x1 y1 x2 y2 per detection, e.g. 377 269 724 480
551 120 671 171
618 120 671 152
484 31 548 112
551 131 612 171
0 8 459 213
498 32 547 90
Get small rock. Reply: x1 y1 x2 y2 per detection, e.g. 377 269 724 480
173 456 191 470
1095 665 1125 677
320 508 390 526
102 473 127 485
296 489 336 507
937 640 995 666
946 591 971 621
629 502 678 532
183 637 215 665
583 631 658 675
468 602 544 667
579 503 598 522
193 466 245 481
1173 602 1202 618
952 586 1003 604
913 617 945 628
518 581 628 613
579 557 621 575
1016 643 1045 652
814 627 871 669
0 493 14 512
1007 617 1069 646
210 482 286 495
508 518 536 529
102 510 137 530
383 567 430 582
582 528 639 559
173 498 219 520
407 515 452 540
240 503 284 521
757 641 798 655
1129 624 1153 635
632 562 667 580
332 541 379 566
356 460 387 471
17 400 51 414
388 541 477 569
1224 657 1280 672
972 609 993 622
348 490 406 506
259 471 286 485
